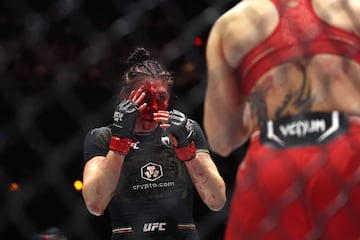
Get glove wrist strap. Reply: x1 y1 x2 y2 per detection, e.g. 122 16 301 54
174 141 196 161
109 136 133 154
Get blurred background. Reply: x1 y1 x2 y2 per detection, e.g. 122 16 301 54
0 0 249 239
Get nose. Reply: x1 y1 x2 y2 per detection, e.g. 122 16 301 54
147 99 158 112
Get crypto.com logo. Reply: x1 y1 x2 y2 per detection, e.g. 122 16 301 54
141 162 163 181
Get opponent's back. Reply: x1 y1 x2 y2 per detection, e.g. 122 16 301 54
221 0 360 68
204 0 360 155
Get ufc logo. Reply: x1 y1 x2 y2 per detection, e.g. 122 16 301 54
143 222 167 232
131 141 140 149
113 111 124 122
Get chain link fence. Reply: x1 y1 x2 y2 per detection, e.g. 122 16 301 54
0 0 243 239
6 1 360 240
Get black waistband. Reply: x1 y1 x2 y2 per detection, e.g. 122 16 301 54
260 111 348 149
112 222 197 235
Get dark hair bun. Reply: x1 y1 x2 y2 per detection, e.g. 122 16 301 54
127 47 151 66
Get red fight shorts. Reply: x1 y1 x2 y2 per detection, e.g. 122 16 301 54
225 113 360 240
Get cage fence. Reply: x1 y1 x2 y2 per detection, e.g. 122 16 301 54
1 0 360 240
0 0 239 239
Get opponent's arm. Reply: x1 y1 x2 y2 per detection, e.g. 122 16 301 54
154 110 226 211
82 90 145 216
204 11 252 156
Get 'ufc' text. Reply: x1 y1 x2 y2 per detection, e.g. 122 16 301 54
143 222 167 232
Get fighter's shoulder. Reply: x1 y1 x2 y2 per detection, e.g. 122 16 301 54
313 0 360 36
212 0 278 41
188 119 203 132
313 0 360 12
216 0 275 22
87 126 111 140
210 0 278 67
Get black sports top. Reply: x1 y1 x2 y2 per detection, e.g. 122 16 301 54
83 119 209 239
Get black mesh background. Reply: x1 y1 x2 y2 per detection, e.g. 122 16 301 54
0 0 244 239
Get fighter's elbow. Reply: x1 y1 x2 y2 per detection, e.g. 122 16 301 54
208 140 233 157
82 190 107 216
204 184 227 212
207 195 227 212
84 200 105 216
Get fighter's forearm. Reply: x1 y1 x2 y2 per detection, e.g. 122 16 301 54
185 152 226 211
82 151 125 216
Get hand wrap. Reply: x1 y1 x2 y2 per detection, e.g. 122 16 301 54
167 109 196 161
109 99 138 154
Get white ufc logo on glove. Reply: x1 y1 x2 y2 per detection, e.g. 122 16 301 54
113 111 124 122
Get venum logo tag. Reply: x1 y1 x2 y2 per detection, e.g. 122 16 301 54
261 111 345 148
141 162 163 181
279 119 326 137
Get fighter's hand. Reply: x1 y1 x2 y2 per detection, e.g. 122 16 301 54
153 110 170 129
168 110 196 161
109 89 147 154
154 109 194 147
128 88 147 112
154 109 196 161
111 89 146 139
167 109 195 148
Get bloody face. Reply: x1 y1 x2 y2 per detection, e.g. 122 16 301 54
133 79 170 130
